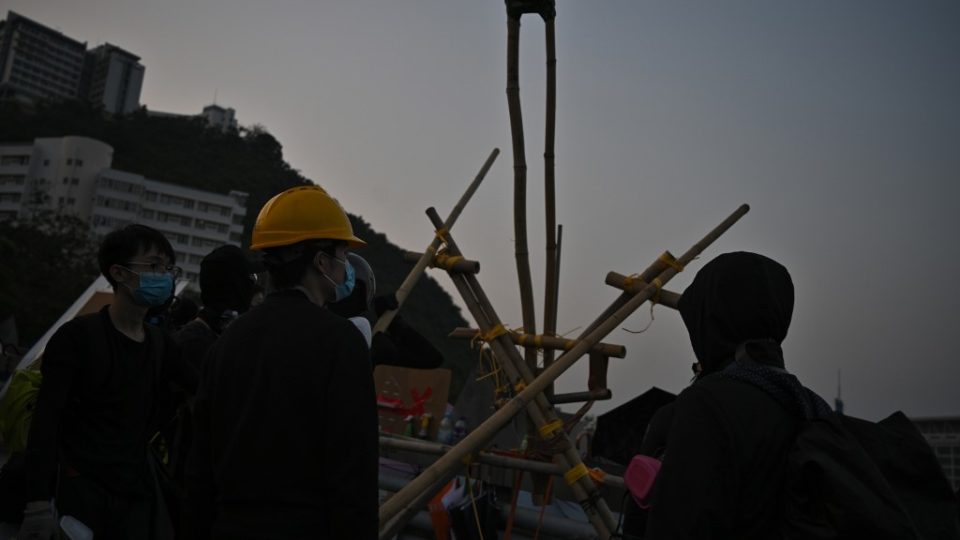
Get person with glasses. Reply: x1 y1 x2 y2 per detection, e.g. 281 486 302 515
185 186 376 540
20 224 193 539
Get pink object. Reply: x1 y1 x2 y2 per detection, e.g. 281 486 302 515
624 454 662 509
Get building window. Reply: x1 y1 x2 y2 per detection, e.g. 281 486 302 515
71 177 79 185
66 158 73 165
67 197 75 205
145 191 157 201
232 214 245 225
0 155 29 166
63 177 69 184
43 159 50 166
76 159 84 167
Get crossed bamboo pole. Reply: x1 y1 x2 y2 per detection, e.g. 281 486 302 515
421 206 618 536
372 148 499 334
377 203 750 539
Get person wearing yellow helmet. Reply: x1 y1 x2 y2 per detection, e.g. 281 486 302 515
185 185 377 540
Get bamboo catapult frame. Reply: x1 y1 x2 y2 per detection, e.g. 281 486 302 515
375 2 750 538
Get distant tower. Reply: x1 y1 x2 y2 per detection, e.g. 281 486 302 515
834 369 845 415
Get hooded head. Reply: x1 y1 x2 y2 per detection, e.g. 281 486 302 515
199 245 262 314
678 252 794 378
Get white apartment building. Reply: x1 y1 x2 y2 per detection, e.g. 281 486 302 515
913 416 960 491
92 170 247 281
0 136 248 282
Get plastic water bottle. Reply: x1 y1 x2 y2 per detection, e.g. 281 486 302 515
437 411 455 445
453 416 468 443
60 515 93 540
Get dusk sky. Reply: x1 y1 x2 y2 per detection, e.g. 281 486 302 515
11 1 960 421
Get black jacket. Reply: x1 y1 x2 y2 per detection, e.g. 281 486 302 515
24 306 189 499
646 376 799 539
185 289 377 540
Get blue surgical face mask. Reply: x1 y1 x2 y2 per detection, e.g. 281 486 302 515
127 271 174 307
322 255 355 303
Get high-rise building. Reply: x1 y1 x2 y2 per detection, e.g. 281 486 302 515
0 11 87 103
912 416 960 491
0 136 248 281
85 44 144 114
0 11 145 114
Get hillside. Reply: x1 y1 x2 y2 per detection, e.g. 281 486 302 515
0 100 475 398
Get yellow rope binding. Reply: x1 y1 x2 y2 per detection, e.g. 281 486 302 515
434 252 465 270
564 463 590 485
658 251 684 272
538 420 564 439
514 381 526 393
434 227 449 243
482 323 508 342
650 277 663 305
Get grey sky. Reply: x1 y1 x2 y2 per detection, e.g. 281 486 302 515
12 0 960 420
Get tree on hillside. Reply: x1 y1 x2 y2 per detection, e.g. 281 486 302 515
0 212 100 345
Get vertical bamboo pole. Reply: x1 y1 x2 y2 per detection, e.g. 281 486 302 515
372 148 499 334
379 205 750 532
542 16 559 398
506 15 539 372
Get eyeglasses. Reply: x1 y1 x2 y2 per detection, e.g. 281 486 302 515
124 261 184 279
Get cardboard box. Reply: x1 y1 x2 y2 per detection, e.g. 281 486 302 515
375 365 450 441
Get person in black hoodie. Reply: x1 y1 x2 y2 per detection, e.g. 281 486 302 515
646 251 827 540
185 186 377 540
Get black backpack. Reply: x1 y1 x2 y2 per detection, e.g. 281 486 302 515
722 361 960 540
783 411 959 539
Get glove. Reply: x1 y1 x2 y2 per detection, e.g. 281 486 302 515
373 293 399 318
19 500 56 540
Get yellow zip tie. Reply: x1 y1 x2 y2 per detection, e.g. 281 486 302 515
563 339 576 350
658 252 684 272
538 420 564 439
435 227 449 243
482 323 508 342
435 253 465 270
514 381 526 393
564 463 590 485
651 277 663 305
622 273 640 289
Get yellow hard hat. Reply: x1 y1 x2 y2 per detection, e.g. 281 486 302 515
250 185 366 251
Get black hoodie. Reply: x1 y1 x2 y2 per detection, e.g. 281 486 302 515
646 252 803 540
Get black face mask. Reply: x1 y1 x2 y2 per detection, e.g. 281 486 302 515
327 280 369 319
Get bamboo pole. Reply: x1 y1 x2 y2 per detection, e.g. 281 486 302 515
379 470 458 540
372 148 499 334
447 328 626 358
506 15 539 372
605 272 682 310
542 15 559 398
402 251 480 274
421 209 617 537
380 434 626 491
548 389 612 405
379 205 750 533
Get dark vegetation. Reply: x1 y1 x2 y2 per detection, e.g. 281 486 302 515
0 100 474 397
